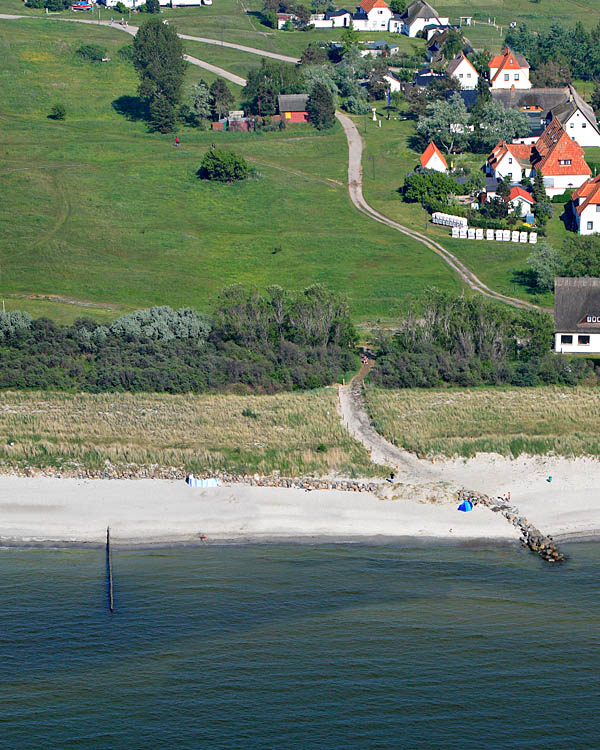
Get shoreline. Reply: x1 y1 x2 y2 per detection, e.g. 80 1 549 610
1 451 599 548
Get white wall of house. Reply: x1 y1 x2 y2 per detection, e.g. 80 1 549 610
562 110 600 147
402 15 448 37
354 7 393 31
310 13 351 27
574 203 600 235
490 68 531 90
383 74 402 92
540 172 590 197
555 331 600 353
509 197 533 214
450 58 478 90
423 153 447 172
489 151 524 182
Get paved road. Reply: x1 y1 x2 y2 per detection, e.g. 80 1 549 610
178 33 298 63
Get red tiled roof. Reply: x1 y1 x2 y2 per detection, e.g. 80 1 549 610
420 141 447 169
573 175 600 215
487 141 532 170
509 186 534 203
532 118 591 177
360 0 389 12
489 47 530 84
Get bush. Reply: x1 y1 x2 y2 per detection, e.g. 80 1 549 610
25 0 45 7
117 44 135 62
552 189 572 203
144 0 160 11
342 95 371 115
49 103 66 120
45 0 69 10
403 171 462 205
76 44 107 62
197 149 249 182
114 1 127 13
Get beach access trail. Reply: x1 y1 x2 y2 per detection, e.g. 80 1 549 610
0 13 542 311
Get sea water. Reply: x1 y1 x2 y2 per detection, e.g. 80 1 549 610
1 542 599 749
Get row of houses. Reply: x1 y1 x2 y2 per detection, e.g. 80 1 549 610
310 0 448 37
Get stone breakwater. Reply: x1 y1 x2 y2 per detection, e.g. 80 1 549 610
459 489 567 564
0 465 379 493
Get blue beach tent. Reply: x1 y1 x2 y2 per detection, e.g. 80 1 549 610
458 500 473 512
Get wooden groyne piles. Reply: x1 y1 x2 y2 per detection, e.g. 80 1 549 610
106 526 114 613
459 490 567 564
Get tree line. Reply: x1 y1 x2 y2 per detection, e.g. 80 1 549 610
369 290 593 389
0 286 358 394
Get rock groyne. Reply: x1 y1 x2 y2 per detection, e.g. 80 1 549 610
459 489 567 563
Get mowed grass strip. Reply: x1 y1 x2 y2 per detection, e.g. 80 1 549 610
0 389 383 476
0 20 462 323
363 385 600 458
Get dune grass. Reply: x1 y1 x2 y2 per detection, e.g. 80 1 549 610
0 389 384 477
363 384 600 459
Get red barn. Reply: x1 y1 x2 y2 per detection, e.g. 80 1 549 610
278 94 309 123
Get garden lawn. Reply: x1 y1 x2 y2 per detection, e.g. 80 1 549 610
0 19 462 324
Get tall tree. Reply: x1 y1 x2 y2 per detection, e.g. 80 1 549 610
527 241 562 291
471 99 530 151
209 78 234 120
416 93 470 153
443 30 463 60
133 18 186 132
307 82 336 130
340 21 359 56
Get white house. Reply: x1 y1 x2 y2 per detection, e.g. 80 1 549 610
547 86 600 148
446 54 478 90
352 0 393 31
399 0 448 37
360 39 399 57
554 277 600 354
508 185 534 215
571 175 600 235
530 117 592 197
488 47 532 90
383 73 403 92
310 9 353 28
486 141 533 182
420 141 448 172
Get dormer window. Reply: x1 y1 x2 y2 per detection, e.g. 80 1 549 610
510 58 514 64
559 159 572 165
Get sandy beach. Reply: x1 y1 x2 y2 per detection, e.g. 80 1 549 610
0 474 518 546
0 453 598 546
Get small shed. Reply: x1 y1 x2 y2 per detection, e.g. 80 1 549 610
278 94 309 123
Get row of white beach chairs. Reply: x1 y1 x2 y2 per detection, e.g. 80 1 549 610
451 227 537 244
432 211 468 229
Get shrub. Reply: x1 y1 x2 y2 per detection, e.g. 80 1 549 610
145 0 160 11
343 95 371 115
241 407 258 418
117 44 135 62
552 189 572 204
197 149 249 182
76 44 107 62
49 103 66 120
114 1 127 12
25 0 45 7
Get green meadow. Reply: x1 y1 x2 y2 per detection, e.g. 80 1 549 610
0 18 464 324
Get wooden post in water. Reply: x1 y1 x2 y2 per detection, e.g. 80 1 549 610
106 526 114 614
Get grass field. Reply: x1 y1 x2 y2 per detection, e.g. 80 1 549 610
0 19 467 324
0 388 384 476
363 384 600 459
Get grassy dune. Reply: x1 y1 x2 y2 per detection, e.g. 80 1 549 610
363 385 600 458
0 389 384 476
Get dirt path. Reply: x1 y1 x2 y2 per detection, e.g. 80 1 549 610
335 112 541 312
338 362 440 480
178 33 298 63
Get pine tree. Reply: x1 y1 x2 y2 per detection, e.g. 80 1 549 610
209 78 235 120
306 83 335 130
133 18 186 132
149 94 177 133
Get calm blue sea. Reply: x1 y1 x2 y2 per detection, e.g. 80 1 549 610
1 541 599 749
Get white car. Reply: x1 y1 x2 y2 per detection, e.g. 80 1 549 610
203 0 212 5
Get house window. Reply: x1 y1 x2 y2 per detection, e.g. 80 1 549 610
561 335 573 344
578 335 591 346
514 73 519 80
588 221 594 230
504 73 510 81
583 122 587 128
570 122 575 127
508 157 513 163
596 205 600 212
559 159 572 165
459 73 463 78
507 172 513 179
